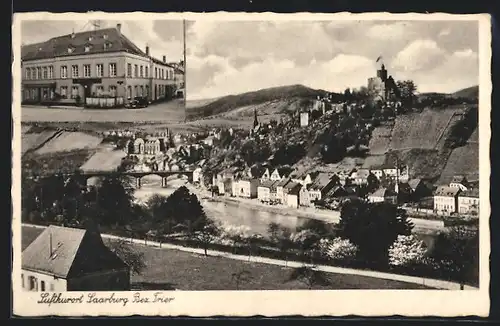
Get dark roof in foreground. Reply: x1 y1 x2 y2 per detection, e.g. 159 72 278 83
21 26 174 68
22 225 128 278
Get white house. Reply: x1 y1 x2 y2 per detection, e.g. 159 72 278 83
434 186 461 215
270 168 290 181
284 181 302 208
300 112 309 127
257 180 276 202
235 177 259 198
260 168 271 181
22 225 130 292
276 178 292 204
368 188 397 204
193 167 203 184
458 188 479 215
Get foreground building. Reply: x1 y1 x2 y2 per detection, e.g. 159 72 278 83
21 23 181 106
22 225 130 291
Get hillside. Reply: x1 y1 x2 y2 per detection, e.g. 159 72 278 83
451 85 479 99
186 84 333 120
21 124 111 175
418 85 479 100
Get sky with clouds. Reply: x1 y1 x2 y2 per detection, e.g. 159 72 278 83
186 20 479 100
21 20 184 62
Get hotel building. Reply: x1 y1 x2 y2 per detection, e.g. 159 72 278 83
21 23 183 105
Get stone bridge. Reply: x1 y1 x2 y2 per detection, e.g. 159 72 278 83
30 170 194 189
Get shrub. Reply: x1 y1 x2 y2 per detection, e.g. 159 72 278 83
388 235 427 267
324 238 358 261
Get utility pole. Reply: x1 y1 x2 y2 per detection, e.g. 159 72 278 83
183 19 187 123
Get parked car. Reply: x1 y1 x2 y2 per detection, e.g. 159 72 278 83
126 96 149 108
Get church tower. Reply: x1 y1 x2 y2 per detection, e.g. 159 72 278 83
253 108 259 129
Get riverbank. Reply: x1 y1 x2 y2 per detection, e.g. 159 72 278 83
22 223 475 290
188 184 444 233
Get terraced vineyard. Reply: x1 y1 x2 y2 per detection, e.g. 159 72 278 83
439 143 480 184
389 108 465 150
368 123 393 155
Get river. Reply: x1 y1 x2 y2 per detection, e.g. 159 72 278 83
133 176 438 248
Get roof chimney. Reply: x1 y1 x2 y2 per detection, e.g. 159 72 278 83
49 231 53 257
163 55 166 63
116 23 122 34
146 45 150 56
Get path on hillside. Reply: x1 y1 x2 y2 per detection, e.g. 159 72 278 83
22 223 475 290
433 112 462 150
22 129 64 157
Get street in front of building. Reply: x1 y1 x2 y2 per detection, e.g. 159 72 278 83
21 98 186 122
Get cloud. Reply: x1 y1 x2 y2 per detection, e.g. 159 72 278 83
185 20 479 99
392 39 446 72
366 22 412 40
439 29 451 37
393 48 478 93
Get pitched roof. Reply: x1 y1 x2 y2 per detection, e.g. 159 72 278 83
276 177 291 187
408 178 422 190
434 186 461 197
258 180 277 189
309 172 334 190
284 181 302 191
369 187 397 198
21 26 172 67
22 225 127 279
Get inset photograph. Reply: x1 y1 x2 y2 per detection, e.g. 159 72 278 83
20 19 185 122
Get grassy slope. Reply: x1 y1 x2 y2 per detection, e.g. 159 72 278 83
186 84 330 120
35 131 103 155
22 226 431 290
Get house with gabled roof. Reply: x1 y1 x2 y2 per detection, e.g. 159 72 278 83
368 187 397 205
433 186 461 215
270 167 292 181
235 176 259 198
275 177 292 204
284 181 302 208
22 225 130 292
307 172 339 205
458 188 479 215
257 180 278 202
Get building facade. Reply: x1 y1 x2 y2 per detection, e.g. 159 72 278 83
22 225 130 292
433 186 461 214
21 24 181 105
457 189 479 215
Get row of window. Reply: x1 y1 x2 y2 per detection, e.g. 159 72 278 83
126 63 174 80
24 62 175 80
25 63 118 80
21 274 55 291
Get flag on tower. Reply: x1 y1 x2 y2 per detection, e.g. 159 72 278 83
376 56 383 63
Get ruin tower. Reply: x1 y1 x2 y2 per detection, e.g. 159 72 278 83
377 64 388 82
